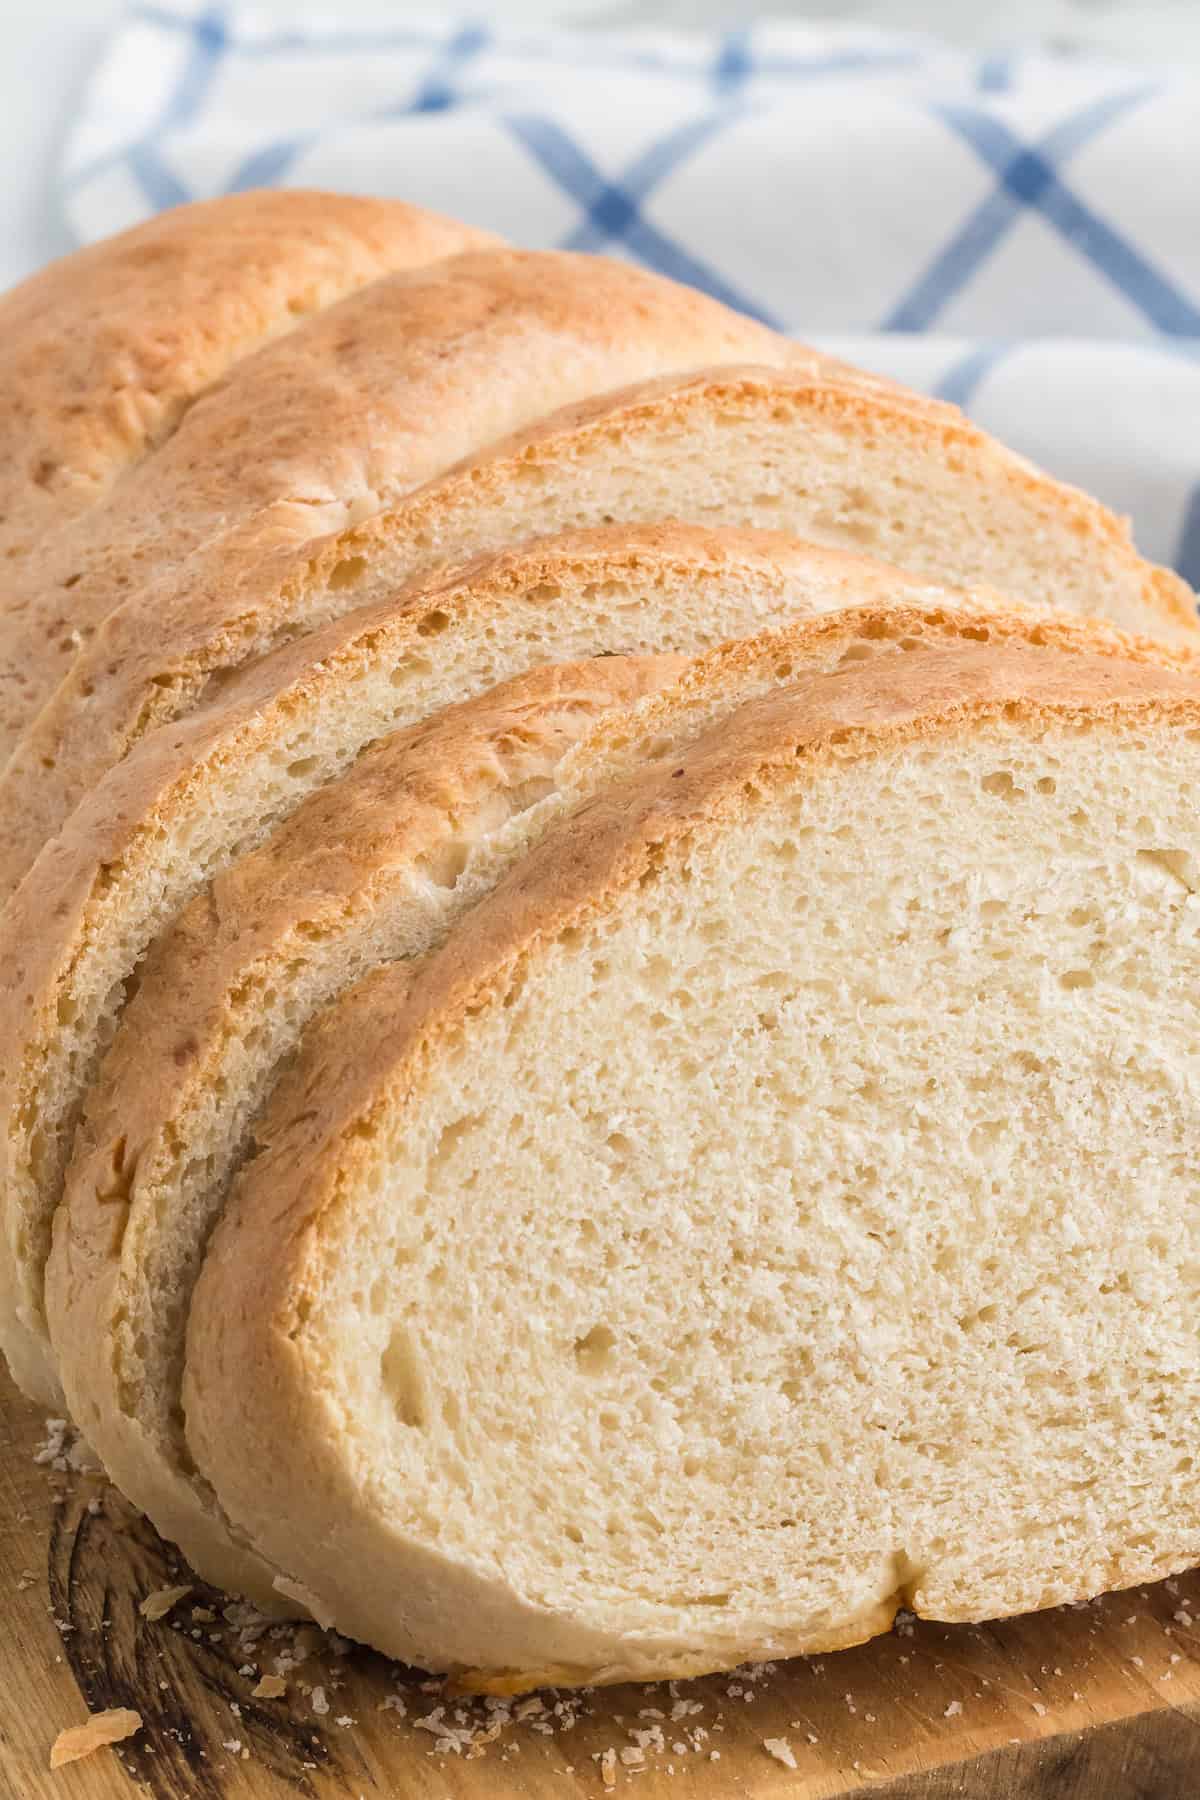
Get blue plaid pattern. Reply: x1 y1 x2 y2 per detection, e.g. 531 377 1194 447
62 4 1200 591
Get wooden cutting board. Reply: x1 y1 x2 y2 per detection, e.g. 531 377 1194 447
4 1364 1200 1800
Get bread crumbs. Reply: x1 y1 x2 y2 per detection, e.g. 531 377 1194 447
139 1585 193 1623
50 1708 142 1768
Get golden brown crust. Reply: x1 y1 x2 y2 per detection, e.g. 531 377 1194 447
0 190 494 553
0 505 899 908
447 363 1197 642
567 579 1199 776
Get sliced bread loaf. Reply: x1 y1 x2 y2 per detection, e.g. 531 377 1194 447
0 188 492 561
4 362 1194 909
184 637 1200 1687
1 526 949 1405
47 588 1197 1607
0 248 800 775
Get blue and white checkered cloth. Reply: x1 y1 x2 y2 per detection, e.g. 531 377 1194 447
62 4 1200 589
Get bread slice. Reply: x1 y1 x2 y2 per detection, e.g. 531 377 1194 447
183 636 1200 1687
0 189 493 563
46 587 1198 1609
1 526 953 1405
4 363 1194 915
0 248 799 777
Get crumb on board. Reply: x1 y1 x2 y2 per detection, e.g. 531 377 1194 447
33 1416 102 1475
763 1736 798 1769
50 1708 142 1769
139 1585 192 1622
253 1674 287 1700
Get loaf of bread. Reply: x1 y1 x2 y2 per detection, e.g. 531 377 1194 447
2 192 1199 1692
49 581 1179 1608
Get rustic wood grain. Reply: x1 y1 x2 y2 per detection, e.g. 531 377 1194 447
4 1363 1200 1798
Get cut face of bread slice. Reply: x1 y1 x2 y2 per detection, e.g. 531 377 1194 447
0 189 493 562
2 526 952 1406
46 590 1200 1609
185 640 1200 1687
0 249 799 775
2 360 1194 911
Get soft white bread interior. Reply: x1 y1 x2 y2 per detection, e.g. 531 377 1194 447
185 637 1200 1689
4 363 1195 911
3 527 956 1406
50 590 1200 1615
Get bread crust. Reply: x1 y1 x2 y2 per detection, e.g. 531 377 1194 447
0 188 494 559
178 628 1200 1681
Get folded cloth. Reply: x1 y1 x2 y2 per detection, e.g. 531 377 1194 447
61 4 1200 587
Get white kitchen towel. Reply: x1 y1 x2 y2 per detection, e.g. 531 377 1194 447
61 4 1200 586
